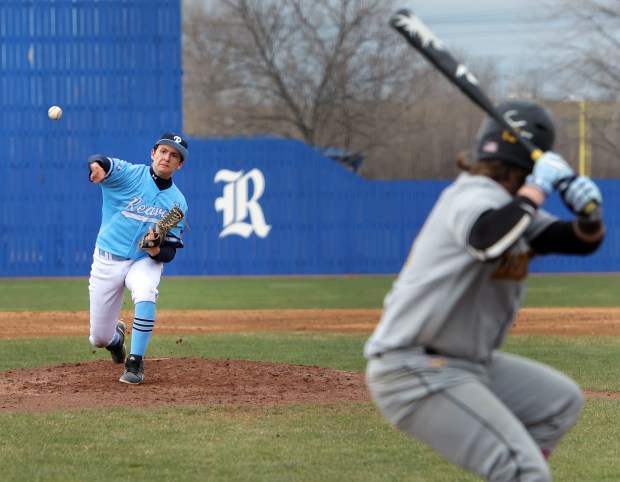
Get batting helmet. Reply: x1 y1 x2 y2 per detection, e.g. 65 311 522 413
475 100 556 172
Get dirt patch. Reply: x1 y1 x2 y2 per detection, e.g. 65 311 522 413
511 307 620 336
0 358 369 413
0 307 618 412
0 309 382 339
2 307 620 340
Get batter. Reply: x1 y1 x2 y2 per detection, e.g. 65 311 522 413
87 132 189 385
365 100 605 481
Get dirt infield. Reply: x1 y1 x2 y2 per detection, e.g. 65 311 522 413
1 307 619 412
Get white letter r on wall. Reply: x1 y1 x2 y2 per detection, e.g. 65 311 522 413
214 169 272 238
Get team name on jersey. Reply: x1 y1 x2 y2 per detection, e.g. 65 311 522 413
491 252 531 281
124 196 169 218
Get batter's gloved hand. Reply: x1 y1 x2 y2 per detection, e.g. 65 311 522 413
138 206 185 250
558 175 603 220
525 151 574 196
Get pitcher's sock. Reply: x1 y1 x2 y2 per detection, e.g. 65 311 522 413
130 301 156 356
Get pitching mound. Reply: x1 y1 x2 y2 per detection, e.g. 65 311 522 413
2 307 620 412
0 358 369 413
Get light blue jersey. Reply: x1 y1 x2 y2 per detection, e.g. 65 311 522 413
95 158 188 260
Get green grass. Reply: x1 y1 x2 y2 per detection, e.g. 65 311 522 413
0 276 395 311
524 274 620 307
0 333 370 371
2 273 620 311
1 398 616 482
2 274 620 481
0 404 480 482
504 336 620 391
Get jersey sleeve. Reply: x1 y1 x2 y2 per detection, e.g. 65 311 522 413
88 155 112 177
446 182 510 249
524 208 557 240
444 176 533 261
100 158 144 189
466 197 538 261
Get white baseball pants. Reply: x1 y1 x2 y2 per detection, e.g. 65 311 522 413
88 249 163 348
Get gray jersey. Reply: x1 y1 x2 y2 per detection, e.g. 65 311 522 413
364 173 556 362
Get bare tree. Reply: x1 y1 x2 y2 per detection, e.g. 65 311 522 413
183 0 506 179
184 1 414 137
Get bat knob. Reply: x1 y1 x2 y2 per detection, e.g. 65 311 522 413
582 201 600 217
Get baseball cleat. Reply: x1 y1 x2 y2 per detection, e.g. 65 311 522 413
119 354 144 385
105 321 127 364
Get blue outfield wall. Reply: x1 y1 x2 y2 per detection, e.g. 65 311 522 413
2 137 618 277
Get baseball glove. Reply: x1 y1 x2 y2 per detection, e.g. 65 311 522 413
138 206 185 250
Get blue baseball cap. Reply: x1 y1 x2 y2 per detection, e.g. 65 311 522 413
154 132 189 161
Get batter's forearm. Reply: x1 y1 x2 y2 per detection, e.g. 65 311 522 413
517 184 545 207
531 220 604 255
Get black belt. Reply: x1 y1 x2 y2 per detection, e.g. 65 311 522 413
374 346 441 358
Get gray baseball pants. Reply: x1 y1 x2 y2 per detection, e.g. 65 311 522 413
366 349 583 481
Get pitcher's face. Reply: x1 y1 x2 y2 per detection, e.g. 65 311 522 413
151 145 183 179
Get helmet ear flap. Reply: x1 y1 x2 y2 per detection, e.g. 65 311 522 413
475 100 556 172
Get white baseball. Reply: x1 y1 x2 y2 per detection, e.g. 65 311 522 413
48 105 63 121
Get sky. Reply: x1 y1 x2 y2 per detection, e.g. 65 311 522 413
392 1 620 101
394 0 554 89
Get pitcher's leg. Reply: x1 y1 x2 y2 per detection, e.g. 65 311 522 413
88 253 127 349
121 258 163 384
128 301 156 356
125 257 162 353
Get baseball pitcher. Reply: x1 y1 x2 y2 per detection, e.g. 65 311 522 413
87 132 189 385
365 100 605 481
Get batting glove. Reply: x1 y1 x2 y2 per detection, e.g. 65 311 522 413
558 175 603 218
525 151 574 196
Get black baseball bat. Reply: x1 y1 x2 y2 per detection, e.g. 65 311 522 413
389 9 543 161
